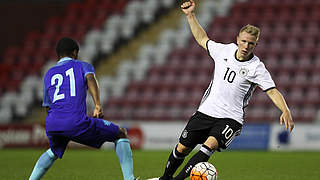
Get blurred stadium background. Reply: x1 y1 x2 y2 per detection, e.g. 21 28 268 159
0 0 320 152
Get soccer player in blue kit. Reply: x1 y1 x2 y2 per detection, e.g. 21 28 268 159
29 37 136 180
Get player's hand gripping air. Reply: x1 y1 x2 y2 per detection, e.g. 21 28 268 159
93 105 104 118
181 0 195 15
280 110 294 132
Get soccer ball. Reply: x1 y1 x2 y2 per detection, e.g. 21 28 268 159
190 162 218 180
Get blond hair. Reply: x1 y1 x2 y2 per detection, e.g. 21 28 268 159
239 24 260 41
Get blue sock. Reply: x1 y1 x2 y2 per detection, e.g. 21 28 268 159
115 138 135 180
29 149 57 180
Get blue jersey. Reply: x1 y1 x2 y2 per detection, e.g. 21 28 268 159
43 57 95 131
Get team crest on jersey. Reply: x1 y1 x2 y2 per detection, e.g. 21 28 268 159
182 130 188 138
239 67 249 77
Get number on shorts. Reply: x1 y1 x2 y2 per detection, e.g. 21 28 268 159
222 124 240 147
222 125 234 139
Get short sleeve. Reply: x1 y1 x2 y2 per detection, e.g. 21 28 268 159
206 40 227 61
80 61 95 77
42 77 51 107
248 62 275 91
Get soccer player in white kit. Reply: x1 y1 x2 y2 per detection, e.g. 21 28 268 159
148 1 294 180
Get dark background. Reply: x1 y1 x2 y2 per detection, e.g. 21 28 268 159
0 0 82 59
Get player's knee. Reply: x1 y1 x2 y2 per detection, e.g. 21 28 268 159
46 148 58 160
204 136 219 150
177 143 192 155
117 127 128 139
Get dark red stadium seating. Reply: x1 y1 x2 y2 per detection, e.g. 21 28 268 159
102 0 320 122
0 0 130 95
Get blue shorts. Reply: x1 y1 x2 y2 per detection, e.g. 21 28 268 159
47 117 119 158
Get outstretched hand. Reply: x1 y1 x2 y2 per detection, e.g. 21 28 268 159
181 0 195 15
93 106 104 118
280 110 294 132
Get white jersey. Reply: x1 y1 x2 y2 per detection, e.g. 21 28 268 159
197 40 275 124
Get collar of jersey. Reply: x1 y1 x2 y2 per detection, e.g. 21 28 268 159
234 50 254 62
57 57 73 64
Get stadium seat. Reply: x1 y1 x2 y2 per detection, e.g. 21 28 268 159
296 55 313 72
305 88 320 105
98 0 320 123
264 107 281 122
245 106 266 123
280 55 297 73
275 72 292 89
292 72 309 88
264 55 280 72
2 0 319 123
0 0 136 120
287 88 304 106
299 106 317 122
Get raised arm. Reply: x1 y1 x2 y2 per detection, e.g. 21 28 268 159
181 0 209 49
266 88 294 132
86 73 104 118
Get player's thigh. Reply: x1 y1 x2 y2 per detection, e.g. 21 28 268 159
179 128 209 149
208 119 242 150
72 118 119 148
47 132 70 158
179 114 211 149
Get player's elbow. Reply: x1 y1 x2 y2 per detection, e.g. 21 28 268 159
86 73 96 82
266 87 278 96
197 37 209 49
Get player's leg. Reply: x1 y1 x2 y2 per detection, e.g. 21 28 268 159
153 112 210 180
158 143 192 180
173 136 218 180
158 112 207 180
29 133 68 180
115 127 135 180
29 148 58 180
173 118 242 180
75 118 136 180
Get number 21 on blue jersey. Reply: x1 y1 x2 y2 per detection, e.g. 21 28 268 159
51 68 76 103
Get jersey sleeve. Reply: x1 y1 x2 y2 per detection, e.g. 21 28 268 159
206 40 227 61
42 76 51 107
248 62 276 91
80 61 95 78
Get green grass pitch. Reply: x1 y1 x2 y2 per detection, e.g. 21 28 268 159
1 149 319 180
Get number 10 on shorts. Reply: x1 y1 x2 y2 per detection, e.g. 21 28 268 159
222 125 236 147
